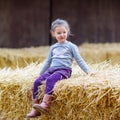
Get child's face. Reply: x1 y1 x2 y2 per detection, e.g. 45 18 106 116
52 26 68 43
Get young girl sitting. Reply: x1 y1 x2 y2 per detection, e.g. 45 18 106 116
26 18 92 118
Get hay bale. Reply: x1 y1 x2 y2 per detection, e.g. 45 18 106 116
0 62 120 120
0 46 49 69
0 43 120 69
79 43 120 64
39 62 120 120
0 63 42 120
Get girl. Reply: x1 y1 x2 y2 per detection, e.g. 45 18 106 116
26 18 92 118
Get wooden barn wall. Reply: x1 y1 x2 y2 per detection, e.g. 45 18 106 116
52 0 120 45
0 0 49 48
0 0 120 48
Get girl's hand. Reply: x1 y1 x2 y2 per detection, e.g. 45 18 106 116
87 72 96 76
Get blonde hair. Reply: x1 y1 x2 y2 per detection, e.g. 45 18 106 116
50 18 71 37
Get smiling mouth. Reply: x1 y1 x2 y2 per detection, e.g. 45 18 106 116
60 39 65 41
60 37 65 39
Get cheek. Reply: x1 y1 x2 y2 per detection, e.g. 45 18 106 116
55 34 60 38
65 34 68 37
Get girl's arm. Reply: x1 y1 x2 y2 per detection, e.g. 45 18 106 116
40 47 52 74
72 45 90 74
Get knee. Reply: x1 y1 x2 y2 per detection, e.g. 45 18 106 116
34 78 42 86
46 77 56 87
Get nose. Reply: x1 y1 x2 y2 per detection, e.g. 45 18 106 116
61 33 64 36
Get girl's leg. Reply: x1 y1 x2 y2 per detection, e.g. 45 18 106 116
32 72 51 99
26 99 40 118
26 72 51 118
45 71 66 94
33 69 71 114
33 72 68 114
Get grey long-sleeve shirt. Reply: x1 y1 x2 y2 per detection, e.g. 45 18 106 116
40 40 90 74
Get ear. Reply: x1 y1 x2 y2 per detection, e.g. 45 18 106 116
51 31 55 37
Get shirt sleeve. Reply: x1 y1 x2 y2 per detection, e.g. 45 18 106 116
40 47 52 74
72 44 90 74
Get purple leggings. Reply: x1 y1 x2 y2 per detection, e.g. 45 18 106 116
33 67 72 99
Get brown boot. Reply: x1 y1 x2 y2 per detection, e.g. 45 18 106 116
26 99 40 118
33 94 52 114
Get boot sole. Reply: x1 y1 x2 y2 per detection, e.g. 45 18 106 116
26 113 40 118
33 105 49 114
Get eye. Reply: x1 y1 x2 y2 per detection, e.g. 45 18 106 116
57 32 61 34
